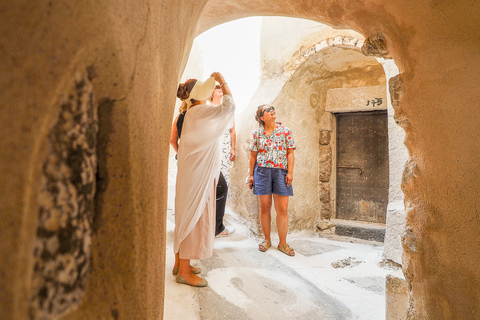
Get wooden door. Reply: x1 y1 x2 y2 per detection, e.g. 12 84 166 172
335 111 389 223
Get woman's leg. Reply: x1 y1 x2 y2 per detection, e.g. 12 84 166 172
273 194 289 246
177 254 203 285
258 194 273 243
175 252 179 268
174 252 198 273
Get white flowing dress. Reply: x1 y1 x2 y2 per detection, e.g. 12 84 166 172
174 95 235 259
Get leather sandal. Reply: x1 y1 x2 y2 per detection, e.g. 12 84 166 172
278 243 295 256
176 275 208 287
259 240 271 252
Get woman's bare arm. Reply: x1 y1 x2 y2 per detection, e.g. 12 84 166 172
229 124 236 161
248 151 258 189
286 148 294 187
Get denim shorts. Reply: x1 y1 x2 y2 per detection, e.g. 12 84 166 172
253 165 293 196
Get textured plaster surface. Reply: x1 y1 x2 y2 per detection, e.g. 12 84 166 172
386 273 408 320
1 0 480 319
380 59 408 265
384 201 406 264
0 1 179 318
325 85 387 113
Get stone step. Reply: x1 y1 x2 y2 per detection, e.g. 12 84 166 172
332 219 386 242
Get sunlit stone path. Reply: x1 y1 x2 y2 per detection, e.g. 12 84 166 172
164 207 399 320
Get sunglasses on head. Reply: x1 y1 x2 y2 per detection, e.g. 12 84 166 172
262 106 275 114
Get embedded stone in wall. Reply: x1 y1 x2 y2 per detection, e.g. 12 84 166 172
315 40 328 52
301 46 316 58
30 73 97 319
326 85 387 113
319 145 332 182
320 201 331 219
333 35 343 46
342 36 357 47
401 227 417 254
386 274 408 320
389 74 410 128
319 130 331 145
319 113 333 130
319 182 330 203
401 159 419 198
317 220 335 231
361 33 391 59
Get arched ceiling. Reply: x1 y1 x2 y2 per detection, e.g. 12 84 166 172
195 0 410 72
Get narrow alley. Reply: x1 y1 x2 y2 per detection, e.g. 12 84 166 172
164 208 400 320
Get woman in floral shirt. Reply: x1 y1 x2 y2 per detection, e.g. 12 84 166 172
248 105 296 256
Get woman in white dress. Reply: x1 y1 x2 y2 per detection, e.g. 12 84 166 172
173 72 235 287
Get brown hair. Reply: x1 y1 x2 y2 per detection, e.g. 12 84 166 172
177 79 197 112
255 104 268 126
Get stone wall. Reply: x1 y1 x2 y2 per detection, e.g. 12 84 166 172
382 60 408 265
0 1 196 318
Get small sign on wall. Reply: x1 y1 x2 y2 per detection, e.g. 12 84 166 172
325 85 388 113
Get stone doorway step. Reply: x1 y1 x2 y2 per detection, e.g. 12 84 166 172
332 219 386 242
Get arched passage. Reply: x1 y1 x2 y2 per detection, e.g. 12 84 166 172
178 4 480 318
195 5 480 319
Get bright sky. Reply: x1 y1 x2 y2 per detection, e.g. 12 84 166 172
192 17 263 113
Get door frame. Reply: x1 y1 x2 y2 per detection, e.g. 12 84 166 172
332 110 389 223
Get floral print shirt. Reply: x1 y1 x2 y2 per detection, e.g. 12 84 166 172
249 123 296 169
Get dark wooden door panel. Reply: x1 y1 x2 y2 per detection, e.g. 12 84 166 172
336 111 388 223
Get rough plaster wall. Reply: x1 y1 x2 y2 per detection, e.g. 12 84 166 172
203 2 480 318
1 0 480 319
380 59 408 265
0 0 207 319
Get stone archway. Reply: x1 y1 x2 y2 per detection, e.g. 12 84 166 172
284 34 366 76
187 5 480 318
227 21 407 274
230 31 391 227
1 1 479 319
